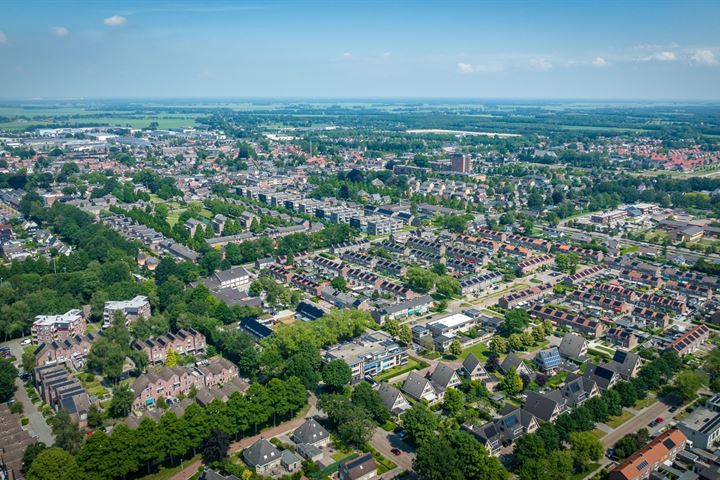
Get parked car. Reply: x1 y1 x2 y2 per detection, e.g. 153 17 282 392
391 448 402 457
21 339 32 346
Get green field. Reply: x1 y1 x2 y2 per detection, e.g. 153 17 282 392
459 342 491 361
606 409 634 429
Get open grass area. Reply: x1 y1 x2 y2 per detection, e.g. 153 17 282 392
590 428 606 439
606 409 635 429
547 370 569 388
634 397 657 410
571 463 601 480
459 342 491 361
371 451 397 475
374 358 426 382
381 420 397 432
139 455 201 480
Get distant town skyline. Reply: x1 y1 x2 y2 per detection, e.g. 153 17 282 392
1 0 720 100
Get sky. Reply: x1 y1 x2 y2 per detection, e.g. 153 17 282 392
1 0 720 100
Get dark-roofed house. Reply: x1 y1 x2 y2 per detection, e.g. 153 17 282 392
402 371 441 404
377 383 411 416
430 362 461 391
583 362 619 391
523 390 567 423
292 418 330 448
296 300 327 321
461 353 490 382
243 438 281 474
240 318 273 341
500 353 533 378
560 375 599 407
338 453 377 480
558 333 588 362
603 350 642 380
464 404 540 455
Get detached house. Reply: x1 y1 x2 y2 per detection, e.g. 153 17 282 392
558 333 588 362
402 371 441 404
243 438 281 474
377 383 411 416
430 362 462 391
292 418 330 448
462 353 490 382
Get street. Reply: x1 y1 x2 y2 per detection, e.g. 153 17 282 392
3 337 55 445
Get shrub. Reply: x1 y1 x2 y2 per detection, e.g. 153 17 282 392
21 416 29 426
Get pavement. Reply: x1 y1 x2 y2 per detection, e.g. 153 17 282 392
369 428 415 472
2 337 55 446
600 398 672 450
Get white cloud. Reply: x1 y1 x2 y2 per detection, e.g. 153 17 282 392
592 57 609 67
457 62 504 74
0 31 7 45
382 52 392 58
641 51 677 62
691 49 718 66
52 26 70 37
529 58 553 71
342 52 352 59
104 15 127 27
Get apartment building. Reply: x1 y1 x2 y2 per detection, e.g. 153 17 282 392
31 308 86 345
323 331 407 383
103 295 151 328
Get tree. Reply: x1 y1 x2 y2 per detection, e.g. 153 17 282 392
569 431 603 470
0 359 18 402
435 276 461 298
87 404 104 429
673 370 708 402
555 253 580 274
448 339 463 357
330 275 347 291
508 333 525 351
351 382 391 425
322 359 352 391
109 384 134 418
22 349 37 373
489 336 508 355
405 267 437 294
27 447 83 480
398 324 413 345
402 403 439 446
413 435 463 480
502 309 529 336
414 430 508 480
202 428 230 464
502 367 524 395
443 388 465 417
165 348 180 368
22 442 47 474
51 409 83 454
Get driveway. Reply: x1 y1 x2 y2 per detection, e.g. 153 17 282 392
2 337 55 446
601 399 671 449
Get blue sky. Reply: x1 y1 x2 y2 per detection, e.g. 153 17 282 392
1 0 719 100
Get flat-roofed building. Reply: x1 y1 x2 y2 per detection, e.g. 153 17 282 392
103 295 151 328
323 331 407 383
31 309 86 345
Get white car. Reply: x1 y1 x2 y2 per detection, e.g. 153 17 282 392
20 339 32 346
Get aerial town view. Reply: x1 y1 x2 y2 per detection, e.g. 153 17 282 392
1 2 720 480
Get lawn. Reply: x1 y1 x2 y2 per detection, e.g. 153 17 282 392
375 358 425 382
634 397 657 410
381 420 397 432
590 428 606 439
606 409 635 429
371 450 397 475
138 455 201 480
547 370 569 388
459 342 491 361
570 463 601 480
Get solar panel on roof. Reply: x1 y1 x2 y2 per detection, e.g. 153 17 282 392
637 460 649 470
663 438 676 449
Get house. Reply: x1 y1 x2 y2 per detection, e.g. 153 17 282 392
464 404 540 452
292 418 330 448
461 353 490 382
523 390 566 423
296 442 323 462
500 353 533 378
560 375 599 406
603 350 642 380
558 333 588 362
430 362 462 391
609 429 687 480
200 266 251 291
606 328 638 350
534 347 562 374
402 371 441 404
677 407 720 450
667 324 710 357
338 453 377 480
243 438 281 474
377 383 411 415
583 363 619 391
371 295 433 324
131 328 206 364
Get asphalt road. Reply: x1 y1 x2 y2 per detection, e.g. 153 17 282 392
601 400 673 450
370 428 415 472
2 337 55 445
